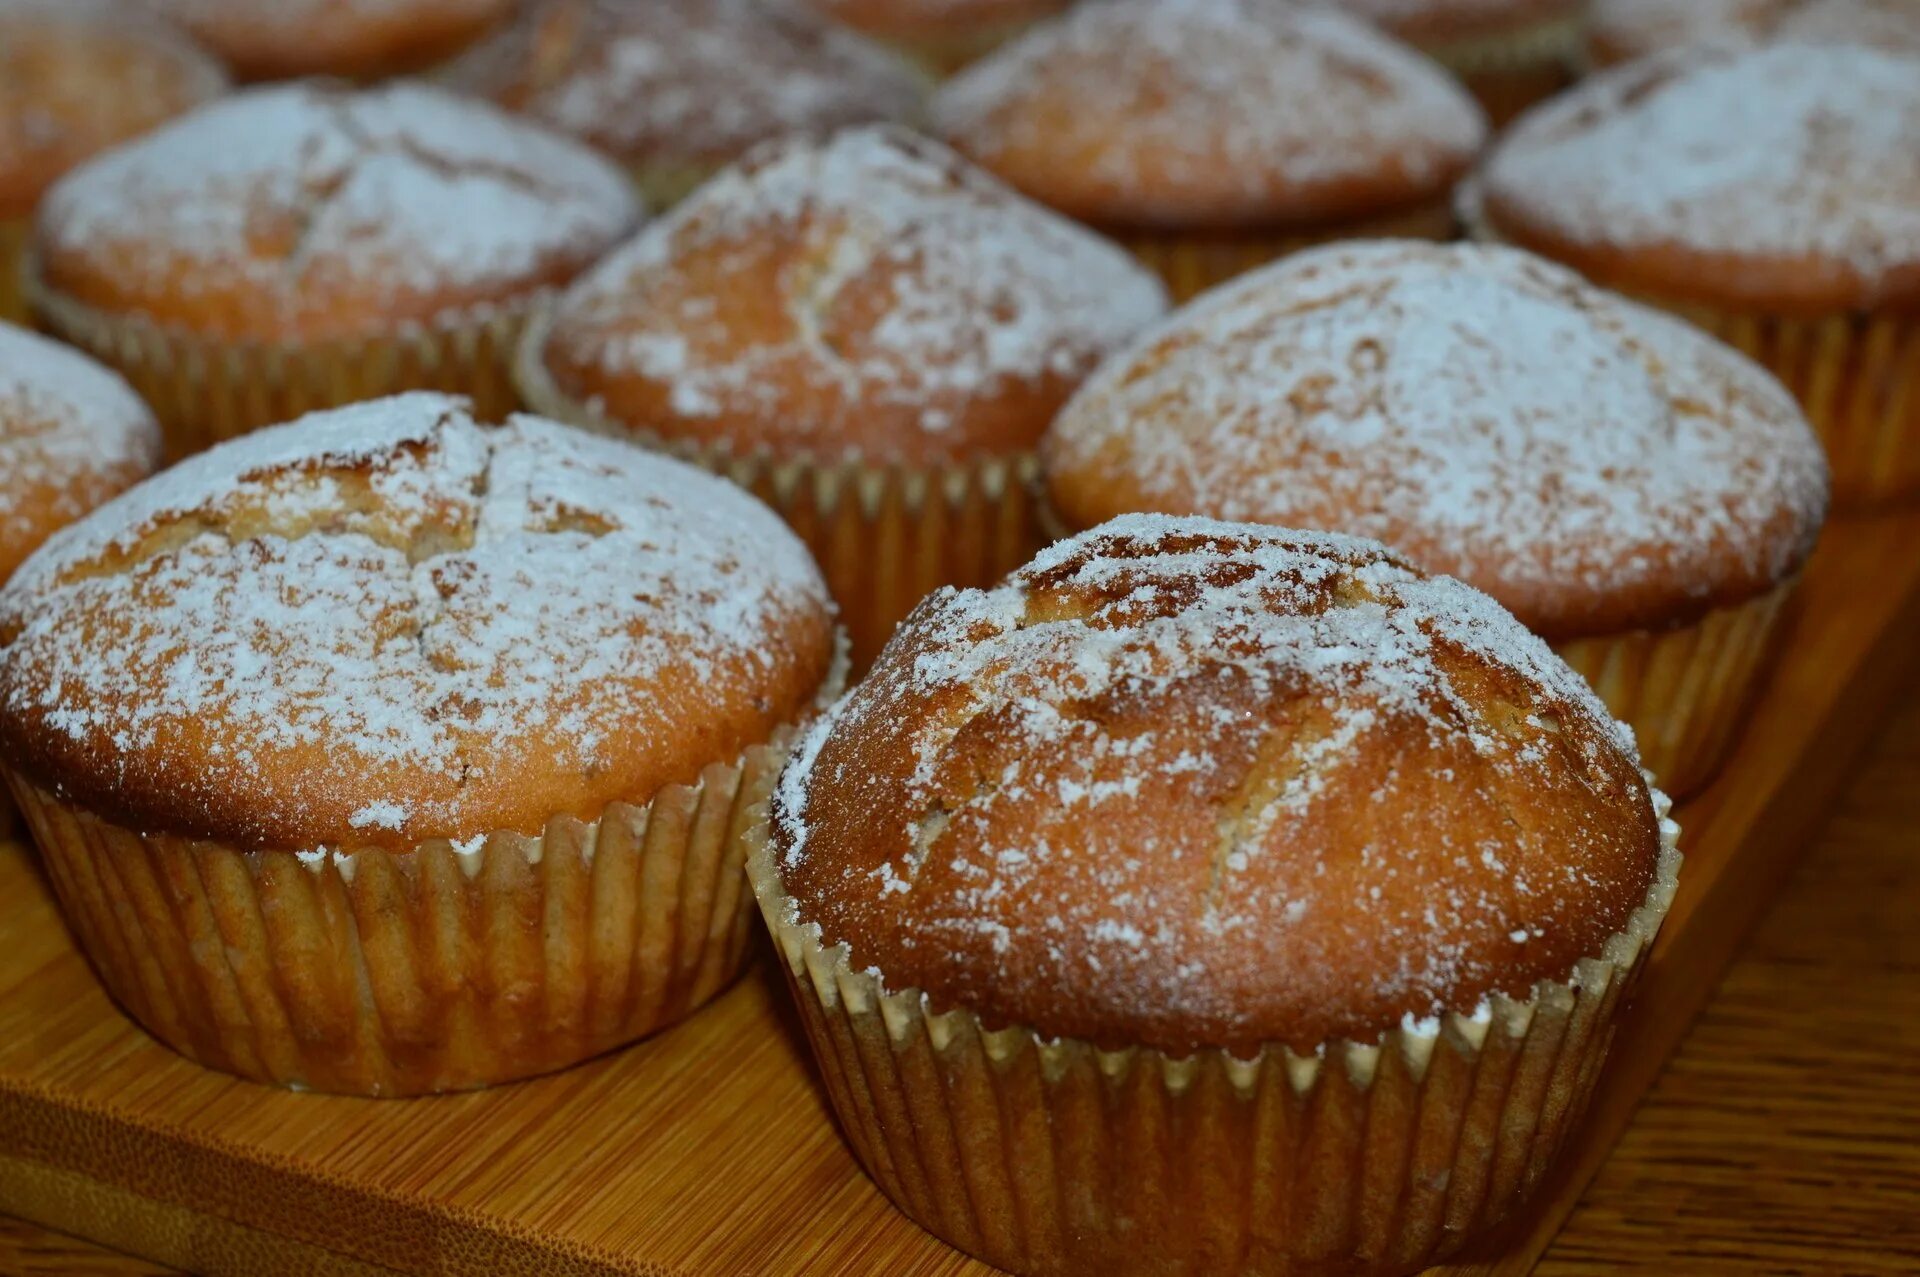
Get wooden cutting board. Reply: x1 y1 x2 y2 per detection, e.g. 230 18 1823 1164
3 509 1919 1277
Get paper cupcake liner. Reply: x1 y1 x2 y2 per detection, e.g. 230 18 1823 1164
1554 582 1796 799
0 219 26 327
873 16 1055 77
5 730 797 1097
23 256 543 462
514 316 1044 670
748 800 1680 1277
628 160 724 212
1418 10 1584 121
1113 198 1458 305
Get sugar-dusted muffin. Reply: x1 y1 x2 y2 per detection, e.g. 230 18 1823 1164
443 0 926 209
0 392 838 1094
805 0 1070 74
517 126 1167 666
0 0 226 323
28 81 640 459
1347 0 1586 121
933 0 1487 301
1045 242 1830 795
1588 0 1920 66
145 0 511 80
1472 42 1920 506
752 514 1681 1277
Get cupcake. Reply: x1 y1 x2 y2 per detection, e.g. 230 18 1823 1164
0 321 163 837
145 0 511 81
1588 0 1920 66
0 0 226 324
805 0 1070 75
1349 0 1586 121
26 81 641 460
1471 43 1920 507
515 126 1168 668
442 0 927 209
1045 242 1829 796
0 392 839 1095
932 0 1487 301
751 514 1681 1277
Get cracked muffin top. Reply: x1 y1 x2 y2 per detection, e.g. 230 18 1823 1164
769 514 1663 1054
0 393 836 853
31 81 642 342
143 0 512 81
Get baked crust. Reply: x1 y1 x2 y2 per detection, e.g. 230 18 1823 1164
1044 241 1830 639
771 514 1662 1055
1588 0 1920 66
0 393 836 853
147 0 510 80
932 0 1487 230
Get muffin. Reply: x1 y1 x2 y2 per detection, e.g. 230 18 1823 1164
1588 0 1920 65
441 0 927 209
145 0 511 81
1349 0 1587 121
805 0 1071 75
1471 42 1920 507
751 514 1681 1277
0 0 226 324
0 321 163 838
0 392 838 1095
1045 242 1829 796
27 81 641 460
516 126 1168 668
932 0 1487 301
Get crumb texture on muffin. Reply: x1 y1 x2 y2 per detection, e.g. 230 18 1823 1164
539 126 1168 465
0 322 159 581
1046 242 1830 637
443 0 925 167
772 514 1661 1055
1480 43 1920 310
34 82 641 341
932 0 1487 228
144 0 511 79
1589 0 1920 63
0 392 835 852
0 0 228 219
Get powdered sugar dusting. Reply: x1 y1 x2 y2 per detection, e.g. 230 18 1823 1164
1590 0 1920 61
1045 241 1829 636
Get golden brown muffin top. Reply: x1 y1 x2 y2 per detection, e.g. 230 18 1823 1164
1346 0 1584 45
534 127 1168 467
144 0 510 80
32 81 642 343
770 515 1663 1056
443 0 926 169
1478 42 1920 312
1045 242 1830 639
0 322 160 585
0 393 836 853
0 0 227 220
809 0 1068 41
1588 0 1920 65
931 0 1487 230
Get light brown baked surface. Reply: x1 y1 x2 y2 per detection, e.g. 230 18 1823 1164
0 322 160 583
0 0 226 220
535 127 1167 466
1478 43 1920 313
442 0 925 169
0 393 836 853
771 514 1662 1055
1348 0 1583 46
1587 0 1920 66
932 0 1487 230
810 0 1067 41
145 0 510 80
1044 241 1830 639
32 81 641 343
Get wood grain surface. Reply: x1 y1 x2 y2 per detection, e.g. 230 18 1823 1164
1 512 1917 1277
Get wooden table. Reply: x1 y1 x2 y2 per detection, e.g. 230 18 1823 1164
5 685 1918 1277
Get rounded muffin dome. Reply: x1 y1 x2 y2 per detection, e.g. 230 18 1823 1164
1045 241 1830 638
769 514 1665 1056
0 393 836 852
144 0 511 81
1588 0 1920 65
32 81 641 342
932 0 1487 229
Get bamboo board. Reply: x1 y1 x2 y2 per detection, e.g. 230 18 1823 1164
2 510 1919 1277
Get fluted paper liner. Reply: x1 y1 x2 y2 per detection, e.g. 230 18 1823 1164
23 253 543 462
1419 11 1584 123
6 729 799 1096
515 311 1044 669
748 797 1681 1276
1556 582 1797 799
0 219 26 326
